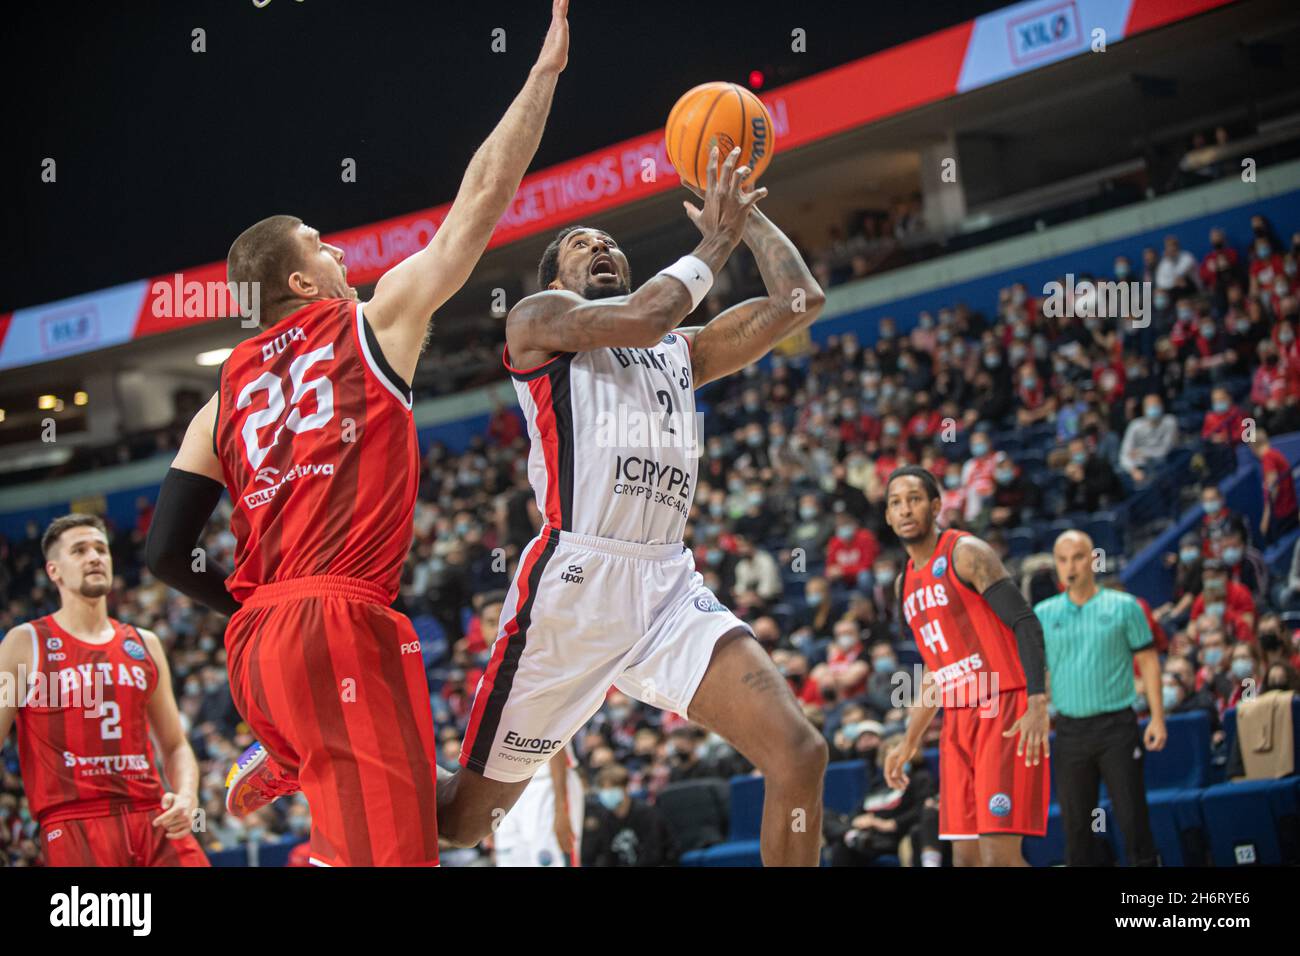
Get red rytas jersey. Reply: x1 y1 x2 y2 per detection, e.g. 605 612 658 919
16 616 162 826
900 529 1025 707
215 299 419 604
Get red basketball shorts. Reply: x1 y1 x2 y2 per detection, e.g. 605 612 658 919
938 688 1049 840
225 575 440 866
42 808 210 867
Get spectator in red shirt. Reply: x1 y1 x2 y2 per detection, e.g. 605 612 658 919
1202 386 1246 444
811 619 871 701
827 513 880 586
1190 559 1256 637
1249 236 1286 296
905 392 943 441
1199 227 1242 308
775 650 825 707
1251 428 1299 544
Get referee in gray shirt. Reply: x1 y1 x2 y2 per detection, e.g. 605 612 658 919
1034 531 1166 866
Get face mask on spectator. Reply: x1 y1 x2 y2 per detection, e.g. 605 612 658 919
1071 452 1087 466
1231 659 1254 680
1257 242 1271 258
971 440 989 457
983 354 1001 369
1022 376 1037 390
746 432 763 447
874 655 897 674
1276 280 1289 297
709 503 724 517
1115 261 1130 278
1162 684 1181 710
995 468 1014 485
1200 322 1217 339
1222 546 1243 564
1212 398 1230 413
874 567 895 587
937 330 951 344
747 491 763 507
1203 646 1224 667
1145 404 1162 420
1282 329 1296 344
944 473 961 489
597 788 624 811
807 591 824 607
884 422 901 437
1203 499 1222 514
706 549 723 566
1180 547 1200 564
836 526 855 541
1155 292 1170 310
835 633 858 651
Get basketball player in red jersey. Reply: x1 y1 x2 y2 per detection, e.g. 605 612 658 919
881 466 1050 866
433 145 832 866
143 1 571 866
0 515 209 866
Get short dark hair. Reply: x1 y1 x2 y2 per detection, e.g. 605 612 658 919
42 513 108 559
884 464 941 502
227 214 305 313
537 225 589 289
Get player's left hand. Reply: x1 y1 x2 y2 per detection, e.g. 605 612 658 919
1144 715 1168 752
153 792 198 840
1004 694 1050 767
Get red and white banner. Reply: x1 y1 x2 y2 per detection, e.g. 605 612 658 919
0 0 1233 371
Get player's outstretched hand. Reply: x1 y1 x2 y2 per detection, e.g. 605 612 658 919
153 791 198 840
682 146 766 247
1004 694 1050 767
533 0 570 76
883 740 915 790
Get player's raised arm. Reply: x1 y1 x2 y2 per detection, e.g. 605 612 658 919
676 192 825 387
366 0 571 379
146 394 241 617
506 146 760 364
0 626 34 743
951 536 1050 766
139 629 202 840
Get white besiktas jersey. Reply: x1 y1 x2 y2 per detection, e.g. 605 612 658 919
506 332 698 545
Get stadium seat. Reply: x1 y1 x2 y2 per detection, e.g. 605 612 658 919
1084 511 1122 558
656 779 730 853
1007 527 1035 558
823 760 868 814
1137 789 1208 866
1200 777 1300 865
1141 711 1212 791
728 775 765 841
696 839 763 866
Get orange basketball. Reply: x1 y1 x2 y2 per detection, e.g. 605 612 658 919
665 81 775 192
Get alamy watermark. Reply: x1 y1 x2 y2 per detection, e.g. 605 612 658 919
1042 274 1151 329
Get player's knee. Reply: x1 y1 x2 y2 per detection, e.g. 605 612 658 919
765 720 827 784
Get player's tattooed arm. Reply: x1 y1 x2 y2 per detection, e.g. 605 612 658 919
951 534 1011 592
140 629 202 838
367 0 571 381
0 626 35 743
677 208 825 387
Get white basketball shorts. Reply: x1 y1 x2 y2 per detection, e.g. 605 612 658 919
459 526 751 782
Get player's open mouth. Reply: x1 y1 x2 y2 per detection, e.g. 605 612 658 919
590 254 616 277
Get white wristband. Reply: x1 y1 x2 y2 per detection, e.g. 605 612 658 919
657 255 714 312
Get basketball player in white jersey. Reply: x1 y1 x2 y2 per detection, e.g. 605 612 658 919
436 146 829 866
492 746 583 867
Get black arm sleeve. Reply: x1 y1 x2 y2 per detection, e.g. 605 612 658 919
981 577 1046 696
145 468 241 617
